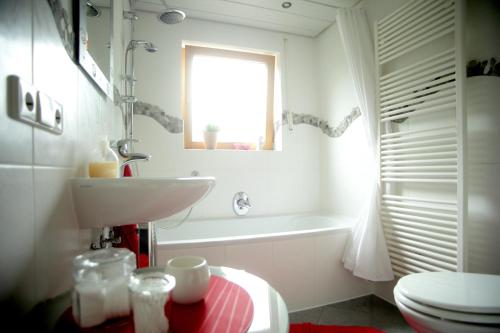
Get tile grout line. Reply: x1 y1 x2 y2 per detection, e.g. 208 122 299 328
29 0 37 309
0 163 77 170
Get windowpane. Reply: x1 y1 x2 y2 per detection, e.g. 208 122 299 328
183 44 275 150
190 55 269 143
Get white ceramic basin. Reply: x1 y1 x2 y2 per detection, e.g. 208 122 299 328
71 177 215 228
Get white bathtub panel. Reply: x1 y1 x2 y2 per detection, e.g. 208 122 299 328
155 215 371 310
157 245 226 268
272 236 316 311
313 232 371 306
224 241 275 285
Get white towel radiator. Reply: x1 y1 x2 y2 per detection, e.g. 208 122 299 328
375 0 466 276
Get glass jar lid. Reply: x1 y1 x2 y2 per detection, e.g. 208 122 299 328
129 268 176 296
73 248 136 282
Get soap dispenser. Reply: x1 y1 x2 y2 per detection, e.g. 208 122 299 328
88 137 119 178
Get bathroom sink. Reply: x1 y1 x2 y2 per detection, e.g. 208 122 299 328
71 177 215 228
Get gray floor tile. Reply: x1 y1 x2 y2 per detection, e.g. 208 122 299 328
372 314 413 333
289 295 413 333
319 306 372 326
326 295 373 313
289 307 324 324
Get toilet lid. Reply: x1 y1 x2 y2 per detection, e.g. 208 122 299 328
395 294 500 333
397 272 500 314
395 285 500 324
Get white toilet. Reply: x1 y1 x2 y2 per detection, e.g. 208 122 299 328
394 272 500 333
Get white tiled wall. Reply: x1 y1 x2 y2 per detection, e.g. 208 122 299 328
156 231 371 312
0 0 126 317
0 0 33 165
133 16 322 219
0 165 36 313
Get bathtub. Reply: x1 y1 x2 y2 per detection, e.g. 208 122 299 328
155 215 372 311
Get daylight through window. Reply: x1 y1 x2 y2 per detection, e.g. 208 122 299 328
183 44 275 150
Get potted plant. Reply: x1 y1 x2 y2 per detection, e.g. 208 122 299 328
203 124 219 149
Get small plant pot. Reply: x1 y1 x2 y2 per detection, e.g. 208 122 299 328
203 131 218 149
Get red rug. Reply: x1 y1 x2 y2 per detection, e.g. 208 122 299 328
290 323 386 333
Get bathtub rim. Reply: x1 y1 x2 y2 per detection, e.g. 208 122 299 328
155 213 354 248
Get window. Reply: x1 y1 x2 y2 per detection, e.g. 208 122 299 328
183 44 276 150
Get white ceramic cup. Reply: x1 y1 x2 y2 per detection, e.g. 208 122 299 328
165 256 210 304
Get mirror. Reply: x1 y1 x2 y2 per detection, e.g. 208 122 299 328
74 0 113 100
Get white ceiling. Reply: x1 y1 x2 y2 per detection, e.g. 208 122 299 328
133 0 359 37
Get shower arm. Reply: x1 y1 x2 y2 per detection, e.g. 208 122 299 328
122 40 158 141
128 47 135 140
123 45 137 141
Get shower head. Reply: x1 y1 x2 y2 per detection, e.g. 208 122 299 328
158 9 186 24
127 40 158 53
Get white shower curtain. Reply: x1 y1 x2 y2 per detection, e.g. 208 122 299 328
337 8 394 281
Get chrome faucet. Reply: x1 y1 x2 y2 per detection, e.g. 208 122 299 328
237 197 252 209
121 152 151 166
233 192 252 216
112 139 151 170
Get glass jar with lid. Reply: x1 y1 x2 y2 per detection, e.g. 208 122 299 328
129 268 176 333
72 248 136 328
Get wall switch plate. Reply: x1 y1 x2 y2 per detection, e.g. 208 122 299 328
8 75 38 124
8 75 63 135
37 91 63 134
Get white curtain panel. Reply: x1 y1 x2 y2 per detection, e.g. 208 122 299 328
337 8 394 281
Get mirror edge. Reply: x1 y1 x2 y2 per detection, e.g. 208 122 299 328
73 0 114 101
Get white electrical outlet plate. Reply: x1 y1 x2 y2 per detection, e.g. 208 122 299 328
8 75 63 135
8 75 37 123
37 91 63 134
52 99 64 134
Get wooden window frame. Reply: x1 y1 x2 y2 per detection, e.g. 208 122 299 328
182 45 275 150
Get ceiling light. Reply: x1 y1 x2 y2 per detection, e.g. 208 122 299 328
282 1 292 9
